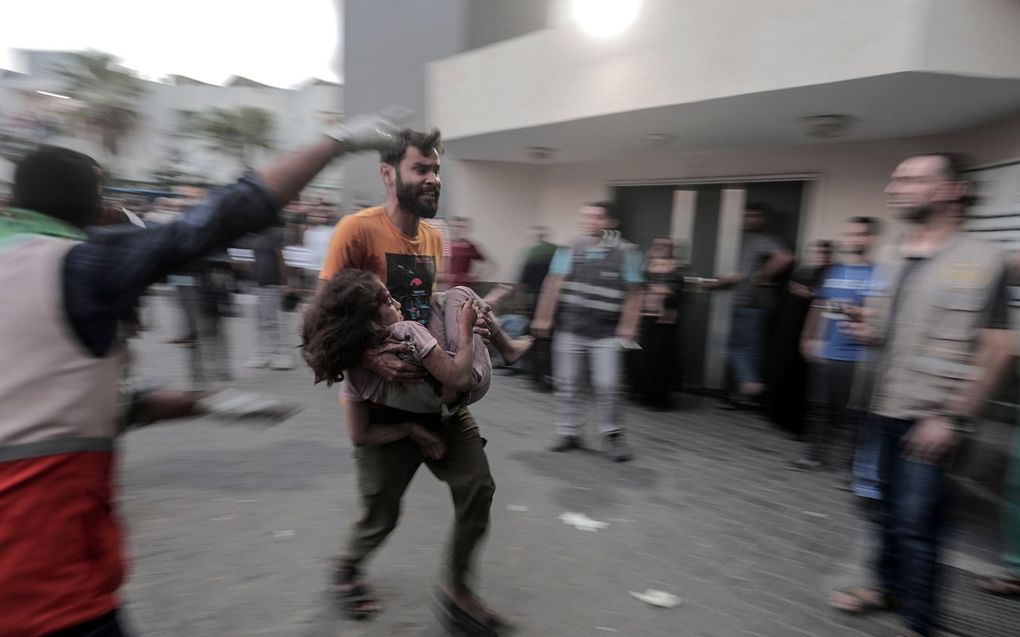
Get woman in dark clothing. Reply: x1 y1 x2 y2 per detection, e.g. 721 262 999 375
766 240 833 437
635 237 685 410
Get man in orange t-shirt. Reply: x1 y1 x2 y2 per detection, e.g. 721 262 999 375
320 205 444 324
318 129 504 631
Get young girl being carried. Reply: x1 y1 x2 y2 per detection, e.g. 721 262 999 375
302 269 532 458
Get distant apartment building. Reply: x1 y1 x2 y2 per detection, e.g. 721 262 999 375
0 49 345 201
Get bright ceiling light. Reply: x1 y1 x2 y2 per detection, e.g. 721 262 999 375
571 0 641 38
35 90 71 99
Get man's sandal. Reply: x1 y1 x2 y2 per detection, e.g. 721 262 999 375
334 566 380 621
976 574 1020 597
829 586 895 614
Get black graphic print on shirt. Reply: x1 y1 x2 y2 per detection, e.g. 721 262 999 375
385 253 436 325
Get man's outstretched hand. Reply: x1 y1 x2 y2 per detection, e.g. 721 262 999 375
326 107 413 153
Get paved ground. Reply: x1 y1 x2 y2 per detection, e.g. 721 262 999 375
114 294 1016 636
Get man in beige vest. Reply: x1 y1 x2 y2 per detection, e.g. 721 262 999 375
829 153 1015 637
0 113 401 637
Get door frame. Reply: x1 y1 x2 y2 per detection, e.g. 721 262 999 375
611 173 821 390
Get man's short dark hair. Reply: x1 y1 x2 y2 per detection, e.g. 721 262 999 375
379 128 444 167
13 146 102 228
585 200 618 220
847 215 881 235
914 151 977 206
916 151 969 182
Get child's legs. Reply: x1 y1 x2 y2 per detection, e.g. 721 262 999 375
430 286 492 403
464 341 492 405
430 286 479 351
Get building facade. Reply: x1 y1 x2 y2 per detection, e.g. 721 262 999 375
346 0 1020 388
0 49 344 200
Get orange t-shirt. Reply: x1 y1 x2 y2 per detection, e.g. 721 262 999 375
320 206 444 324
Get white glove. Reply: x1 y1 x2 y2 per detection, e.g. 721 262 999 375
197 389 301 427
325 106 412 153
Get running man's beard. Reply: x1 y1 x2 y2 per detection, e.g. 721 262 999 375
396 175 439 219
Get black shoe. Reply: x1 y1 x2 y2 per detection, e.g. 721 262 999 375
604 432 632 462
716 399 741 411
433 590 498 637
549 435 581 452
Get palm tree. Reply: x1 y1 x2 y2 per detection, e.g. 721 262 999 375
58 51 146 157
195 106 276 168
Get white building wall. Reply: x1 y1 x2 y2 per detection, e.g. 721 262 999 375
946 109 1020 164
450 111 1020 281
432 0 1020 141
447 160 544 279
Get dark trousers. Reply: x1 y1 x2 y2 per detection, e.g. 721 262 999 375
804 359 857 465
175 284 199 341
341 408 495 590
727 307 765 387
47 611 126 637
872 414 951 637
636 316 679 409
1006 427 1020 575
528 336 553 390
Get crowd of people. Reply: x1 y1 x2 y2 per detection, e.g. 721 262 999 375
90 190 342 385
1 108 1019 637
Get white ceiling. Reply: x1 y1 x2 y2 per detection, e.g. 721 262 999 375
444 72 1020 164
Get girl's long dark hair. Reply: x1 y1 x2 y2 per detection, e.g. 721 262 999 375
301 269 390 385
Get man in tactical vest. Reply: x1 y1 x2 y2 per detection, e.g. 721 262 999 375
531 202 643 462
0 112 400 637
829 153 1015 637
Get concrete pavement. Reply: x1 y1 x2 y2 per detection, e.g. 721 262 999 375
114 294 1015 636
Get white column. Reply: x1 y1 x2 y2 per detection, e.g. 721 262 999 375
669 189 697 263
704 188 746 389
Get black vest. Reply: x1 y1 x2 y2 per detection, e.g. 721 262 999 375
557 237 632 339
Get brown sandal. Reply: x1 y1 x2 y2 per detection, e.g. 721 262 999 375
829 586 894 614
976 574 1020 597
333 566 381 621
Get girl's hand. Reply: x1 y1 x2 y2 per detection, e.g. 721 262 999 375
363 342 426 382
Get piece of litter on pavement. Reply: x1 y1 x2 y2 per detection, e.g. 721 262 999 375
559 512 609 532
802 510 829 519
507 505 530 512
595 627 619 632
630 589 681 608
273 530 295 539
